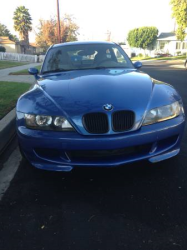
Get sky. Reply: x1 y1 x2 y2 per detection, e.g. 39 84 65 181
0 0 175 43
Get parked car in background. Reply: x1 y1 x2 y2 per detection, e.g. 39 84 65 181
16 41 185 172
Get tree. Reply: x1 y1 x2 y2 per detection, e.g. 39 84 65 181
170 0 187 41
0 23 18 42
127 27 158 51
13 6 32 43
35 15 79 51
63 15 79 42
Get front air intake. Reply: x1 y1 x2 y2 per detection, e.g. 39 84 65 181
83 112 109 134
112 110 135 132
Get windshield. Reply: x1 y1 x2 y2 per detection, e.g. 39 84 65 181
41 43 134 73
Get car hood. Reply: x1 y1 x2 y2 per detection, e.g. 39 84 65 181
17 68 180 135
39 69 152 114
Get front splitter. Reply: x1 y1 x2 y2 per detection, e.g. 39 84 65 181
149 149 180 163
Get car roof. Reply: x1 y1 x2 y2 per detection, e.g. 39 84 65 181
52 41 116 48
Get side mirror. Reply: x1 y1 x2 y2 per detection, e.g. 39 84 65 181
133 61 142 69
28 68 39 75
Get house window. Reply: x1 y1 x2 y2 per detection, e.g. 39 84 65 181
176 42 181 49
160 42 166 50
182 42 187 49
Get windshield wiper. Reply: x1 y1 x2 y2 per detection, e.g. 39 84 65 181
83 66 129 70
94 66 108 69
42 68 70 74
73 66 108 70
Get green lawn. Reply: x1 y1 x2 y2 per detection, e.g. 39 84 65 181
9 65 41 75
131 55 186 62
0 60 28 69
0 81 30 119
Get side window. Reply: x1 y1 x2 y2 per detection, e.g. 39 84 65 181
112 48 127 64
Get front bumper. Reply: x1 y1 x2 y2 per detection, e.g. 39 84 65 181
17 115 185 171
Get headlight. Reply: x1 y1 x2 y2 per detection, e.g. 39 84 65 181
143 101 183 126
25 114 74 131
53 117 72 129
36 115 52 126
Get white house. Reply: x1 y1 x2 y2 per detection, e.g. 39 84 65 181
0 36 38 55
0 36 20 53
121 32 187 58
156 32 187 55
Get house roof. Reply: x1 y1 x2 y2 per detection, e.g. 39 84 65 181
30 42 40 48
0 36 15 44
30 43 37 47
157 32 187 41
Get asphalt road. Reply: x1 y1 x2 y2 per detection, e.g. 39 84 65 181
0 61 187 250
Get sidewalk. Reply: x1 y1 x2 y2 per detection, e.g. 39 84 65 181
141 59 184 66
0 62 41 83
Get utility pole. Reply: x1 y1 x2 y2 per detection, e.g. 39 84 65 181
106 30 111 42
57 0 61 43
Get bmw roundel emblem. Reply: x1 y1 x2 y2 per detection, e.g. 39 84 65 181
103 104 113 111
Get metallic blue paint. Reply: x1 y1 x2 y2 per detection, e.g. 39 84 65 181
133 61 142 69
52 40 116 48
149 149 180 163
28 67 39 75
16 42 185 171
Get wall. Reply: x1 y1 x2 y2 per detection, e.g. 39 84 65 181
157 40 187 56
168 41 177 55
15 44 22 54
0 44 16 53
36 47 44 54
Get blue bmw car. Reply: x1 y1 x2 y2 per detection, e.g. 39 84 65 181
16 41 185 171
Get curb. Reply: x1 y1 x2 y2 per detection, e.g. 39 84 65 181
0 108 16 154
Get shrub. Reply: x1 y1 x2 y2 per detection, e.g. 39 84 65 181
138 53 143 57
176 51 181 55
0 46 6 52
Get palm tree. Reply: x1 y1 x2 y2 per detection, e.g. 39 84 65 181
13 6 32 43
